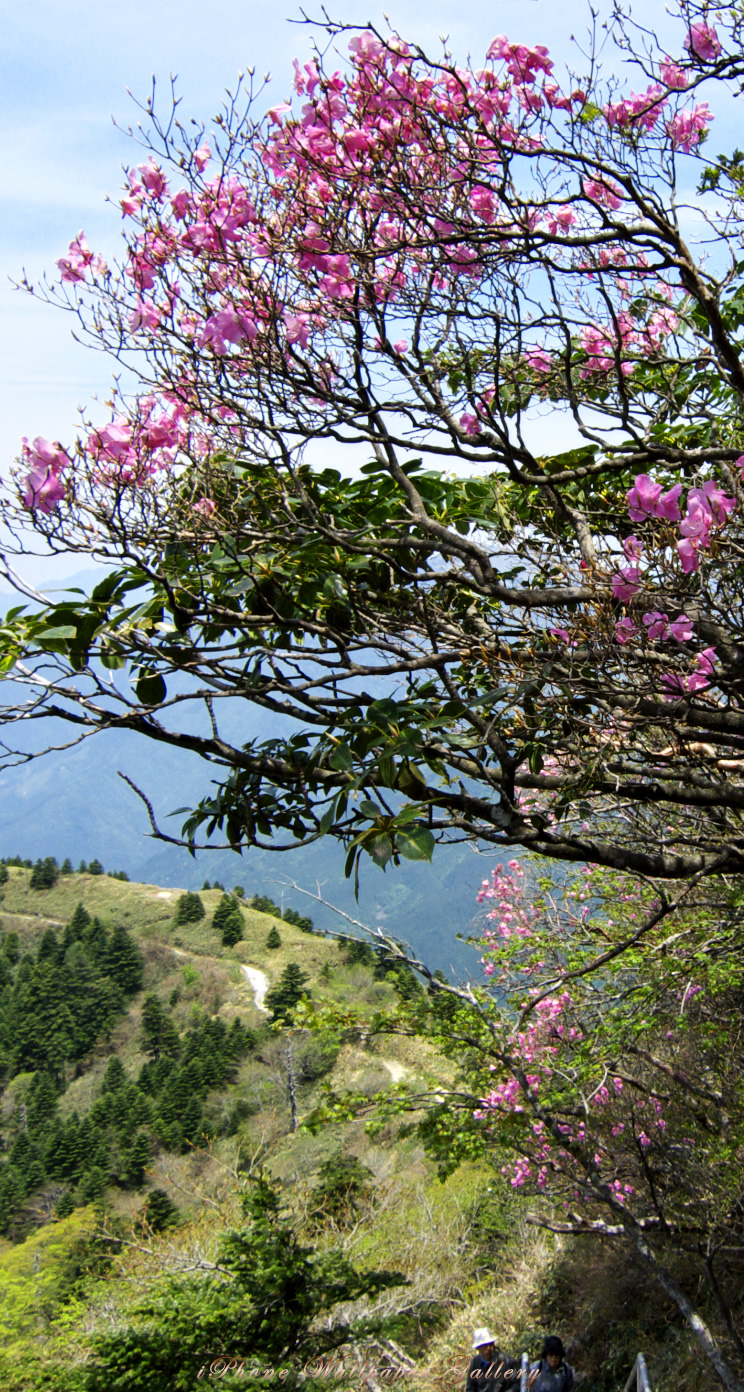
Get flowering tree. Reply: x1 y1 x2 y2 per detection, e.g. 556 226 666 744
349 860 744 1390
4 1 744 888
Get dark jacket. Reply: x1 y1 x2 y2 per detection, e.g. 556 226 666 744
466 1351 520 1392
529 1360 575 1392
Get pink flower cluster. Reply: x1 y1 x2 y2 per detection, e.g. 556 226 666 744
486 36 553 84
684 22 721 62
21 437 68 513
625 472 736 574
56 232 106 284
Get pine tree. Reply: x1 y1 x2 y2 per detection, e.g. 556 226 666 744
102 1056 127 1093
201 879 211 891
264 962 310 1024
212 893 238 931
173 891 206 925
105 924 145 995
64 902 91 949
250 893 282 916
266 924 281 949
60 858 73 875
141 1187 179 1232
125 1132 152 1187
38 928 62 965
77 860 87 874
2 932 19 965
220 910 243 947
29 856 59 890
140 995 180 1062
0 865 8 886
88 859 104 876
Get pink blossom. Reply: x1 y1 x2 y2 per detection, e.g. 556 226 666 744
677 537 700 573
669 614 694 642
138 160 167 198
57 231 94 284
638 1132 651 1149
546 206 576 235
582 177 622 210
667 104 713 153
194 497 217 517
695 646 717 676
627 474 682 522
689 479 736 524
622 534 643 561
393 339 408 354
128 299 162 332
660 58 689 90
460 413 481 436
193 142 212 172
171 190 191 220
613 1077 623 1094
199 307 257 354
22 467 66 513
612 565 641 602
487 36 553 84
469 185 497 223
23 437 68 472
93 418 133 461
604 84 666 132
284 313 312 348
684 22 721 62
643 611 669 641
525 348 552 373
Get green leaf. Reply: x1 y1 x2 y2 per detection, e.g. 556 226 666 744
397 828 435 861
136 670 167 704
368 833 393 868
359 798 383 818
37 626 77 641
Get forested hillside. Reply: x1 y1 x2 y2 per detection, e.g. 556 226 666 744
0 860 734 1392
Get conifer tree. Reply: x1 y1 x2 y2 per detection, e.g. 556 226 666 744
265 963 310 1024
0 865 8 886
125 1132 152 1187
105 924 145 995
102 1056 126 1094
64 902 91 950
38 928 62 965
211 893 238 932
87 859 104 875
2 932 19 965
220 910 243 947
173 891 206 925
141 1186 179 1231
140 995 180 1062
266 924 281 950
60 857 73 875
29 856 59 890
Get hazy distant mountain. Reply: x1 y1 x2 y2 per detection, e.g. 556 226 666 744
0 572 492 975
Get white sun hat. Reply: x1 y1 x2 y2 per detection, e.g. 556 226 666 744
472 1329 498 1350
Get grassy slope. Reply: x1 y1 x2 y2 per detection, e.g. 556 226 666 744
0 870 706 1392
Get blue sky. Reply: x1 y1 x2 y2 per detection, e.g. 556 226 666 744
1 0 694 581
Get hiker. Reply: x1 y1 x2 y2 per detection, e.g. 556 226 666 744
465 1328 519 1392
529 1336 575 1392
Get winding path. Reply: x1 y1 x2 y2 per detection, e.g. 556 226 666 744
241 964 270 1013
